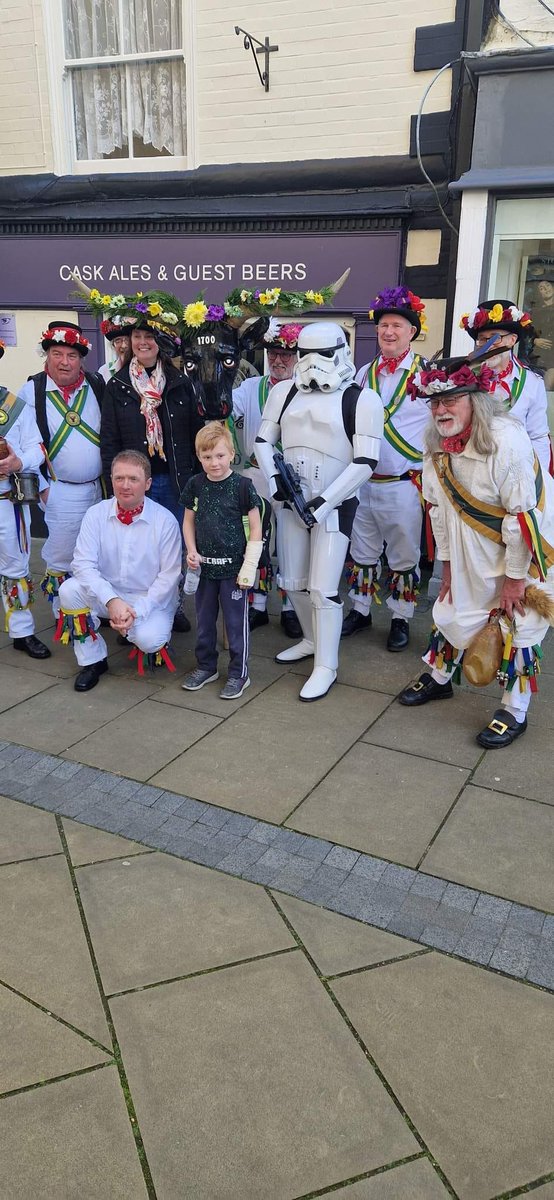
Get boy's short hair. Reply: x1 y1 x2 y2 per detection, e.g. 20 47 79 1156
111 449 152 480
195 421 234 458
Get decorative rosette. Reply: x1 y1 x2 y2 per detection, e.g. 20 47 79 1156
263 319 304 349
40 326 91 351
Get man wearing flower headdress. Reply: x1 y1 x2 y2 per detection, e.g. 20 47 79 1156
399 358 554 747
341 288 429 651
97 304 134 382
232 318 303 637
460 299 552 473
18 320 104 618
0 341 51 658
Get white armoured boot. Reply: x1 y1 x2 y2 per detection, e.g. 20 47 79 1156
275 590 315 663
299 601 343 701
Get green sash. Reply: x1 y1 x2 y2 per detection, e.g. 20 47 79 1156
368 356 422 463
47 384 100 461
0 387 26 436
511 364 527 405
432 452 554 578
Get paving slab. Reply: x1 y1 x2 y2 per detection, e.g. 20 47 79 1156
77 851 295 994
291 625 429 696
0 857 110 1045
287 743 469 866
0 626 130 678
1 1066 148 1199
0 794 62 864
150 651 289 717
330 1158 451 1197
273 893 420 976
421 785 554 912
472 722 554 805
334 953 554 1200
110 952 418 1199
62 818 150 866
0 984 110 1095
63 698 221 781
525 1184 554 1198
361 689 495 768
150 674 390 819
0 676 159 754
0 664 56 714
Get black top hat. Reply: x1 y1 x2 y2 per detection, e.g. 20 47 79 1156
41 320 91 356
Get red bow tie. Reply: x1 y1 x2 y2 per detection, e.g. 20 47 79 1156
116 503 144 525
377 352 410 375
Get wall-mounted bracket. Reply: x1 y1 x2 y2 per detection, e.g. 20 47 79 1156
234 26 278 92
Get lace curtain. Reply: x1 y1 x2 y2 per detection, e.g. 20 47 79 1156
64 0 186 160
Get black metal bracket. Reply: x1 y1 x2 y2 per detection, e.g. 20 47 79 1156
234 27 278 92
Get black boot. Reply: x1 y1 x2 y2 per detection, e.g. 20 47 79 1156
387 618 409 652
13 635 51 660
172 609 191 634
341 610 372 638
249 609 269 631
74 659 108 692
280 610 302 639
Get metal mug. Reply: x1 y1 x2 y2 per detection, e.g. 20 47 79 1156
10 471 40 504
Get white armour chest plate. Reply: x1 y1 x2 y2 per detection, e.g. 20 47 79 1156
280 392 354 497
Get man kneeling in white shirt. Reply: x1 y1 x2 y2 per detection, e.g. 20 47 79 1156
57 450 182 691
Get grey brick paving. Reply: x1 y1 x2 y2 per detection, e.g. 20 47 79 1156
1 738 552 992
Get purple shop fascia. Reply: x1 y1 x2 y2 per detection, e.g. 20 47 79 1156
1 231 401 369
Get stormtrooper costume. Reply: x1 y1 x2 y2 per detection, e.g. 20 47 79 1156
19 322 103 616
0 385 47 650
255 322 383 701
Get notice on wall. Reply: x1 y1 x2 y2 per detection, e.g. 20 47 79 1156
0 312 17 346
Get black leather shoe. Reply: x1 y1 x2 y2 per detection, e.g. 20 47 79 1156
387 618 409 652
74 659 108 692
280 610 302 639
249 608 269 631
476 709 528 749
341 610 372 638
172 610 191 634
399 672 453 706
13 635 51 660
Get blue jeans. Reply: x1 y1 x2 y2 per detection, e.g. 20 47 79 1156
148 473 185 530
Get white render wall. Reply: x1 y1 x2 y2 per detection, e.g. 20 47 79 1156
0 0 456 175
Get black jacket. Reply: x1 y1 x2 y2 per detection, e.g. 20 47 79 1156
101 362 203 498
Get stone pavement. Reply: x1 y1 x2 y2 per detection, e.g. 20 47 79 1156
1 546 553 1197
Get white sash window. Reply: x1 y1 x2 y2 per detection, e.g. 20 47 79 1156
54 0 189 169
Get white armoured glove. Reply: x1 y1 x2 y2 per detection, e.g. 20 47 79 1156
237 540 264 589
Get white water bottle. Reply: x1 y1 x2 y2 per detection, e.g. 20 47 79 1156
184 566 201 595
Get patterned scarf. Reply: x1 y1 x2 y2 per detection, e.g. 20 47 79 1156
129 356 166 459
58 370 85 405
116 502 144 525
377 349 410 375
441 424 472 455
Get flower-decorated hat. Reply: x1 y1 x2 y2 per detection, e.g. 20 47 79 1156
180 273 349 342
40 321 91 356
263 319 303 352
409 357 495 401
460 299 535 341
86 289 183 355
368 287 427 338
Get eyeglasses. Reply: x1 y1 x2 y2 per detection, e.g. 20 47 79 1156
426 395 461 408
267 349 295 360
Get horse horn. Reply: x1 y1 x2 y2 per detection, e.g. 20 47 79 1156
328 268 351 297
69 271 93 299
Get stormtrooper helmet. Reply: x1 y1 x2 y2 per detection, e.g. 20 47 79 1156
295 321 355 392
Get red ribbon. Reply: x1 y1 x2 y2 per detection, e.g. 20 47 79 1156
116 503 144 525
377 350 410 375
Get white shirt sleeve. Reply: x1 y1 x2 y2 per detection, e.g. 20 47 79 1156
133 513 182 621
70 507 118 609
423 455 450 561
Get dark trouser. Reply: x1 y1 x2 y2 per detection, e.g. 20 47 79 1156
195 576 249 680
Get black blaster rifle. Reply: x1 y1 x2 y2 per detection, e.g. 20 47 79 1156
273 451 316 529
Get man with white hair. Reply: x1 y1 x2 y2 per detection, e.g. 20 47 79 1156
399 357 554 748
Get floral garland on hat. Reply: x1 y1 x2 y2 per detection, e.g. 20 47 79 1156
86 289 181 337
40 326 91 351
369 286 428 333
263 319 303 349
408 362 495 399
180 282 336 339
460 303 532 333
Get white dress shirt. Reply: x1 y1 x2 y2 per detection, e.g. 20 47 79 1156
19 373 102 483
355 349 429 476
70 495 181 620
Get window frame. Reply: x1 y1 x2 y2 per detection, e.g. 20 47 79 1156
43 0 196 175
